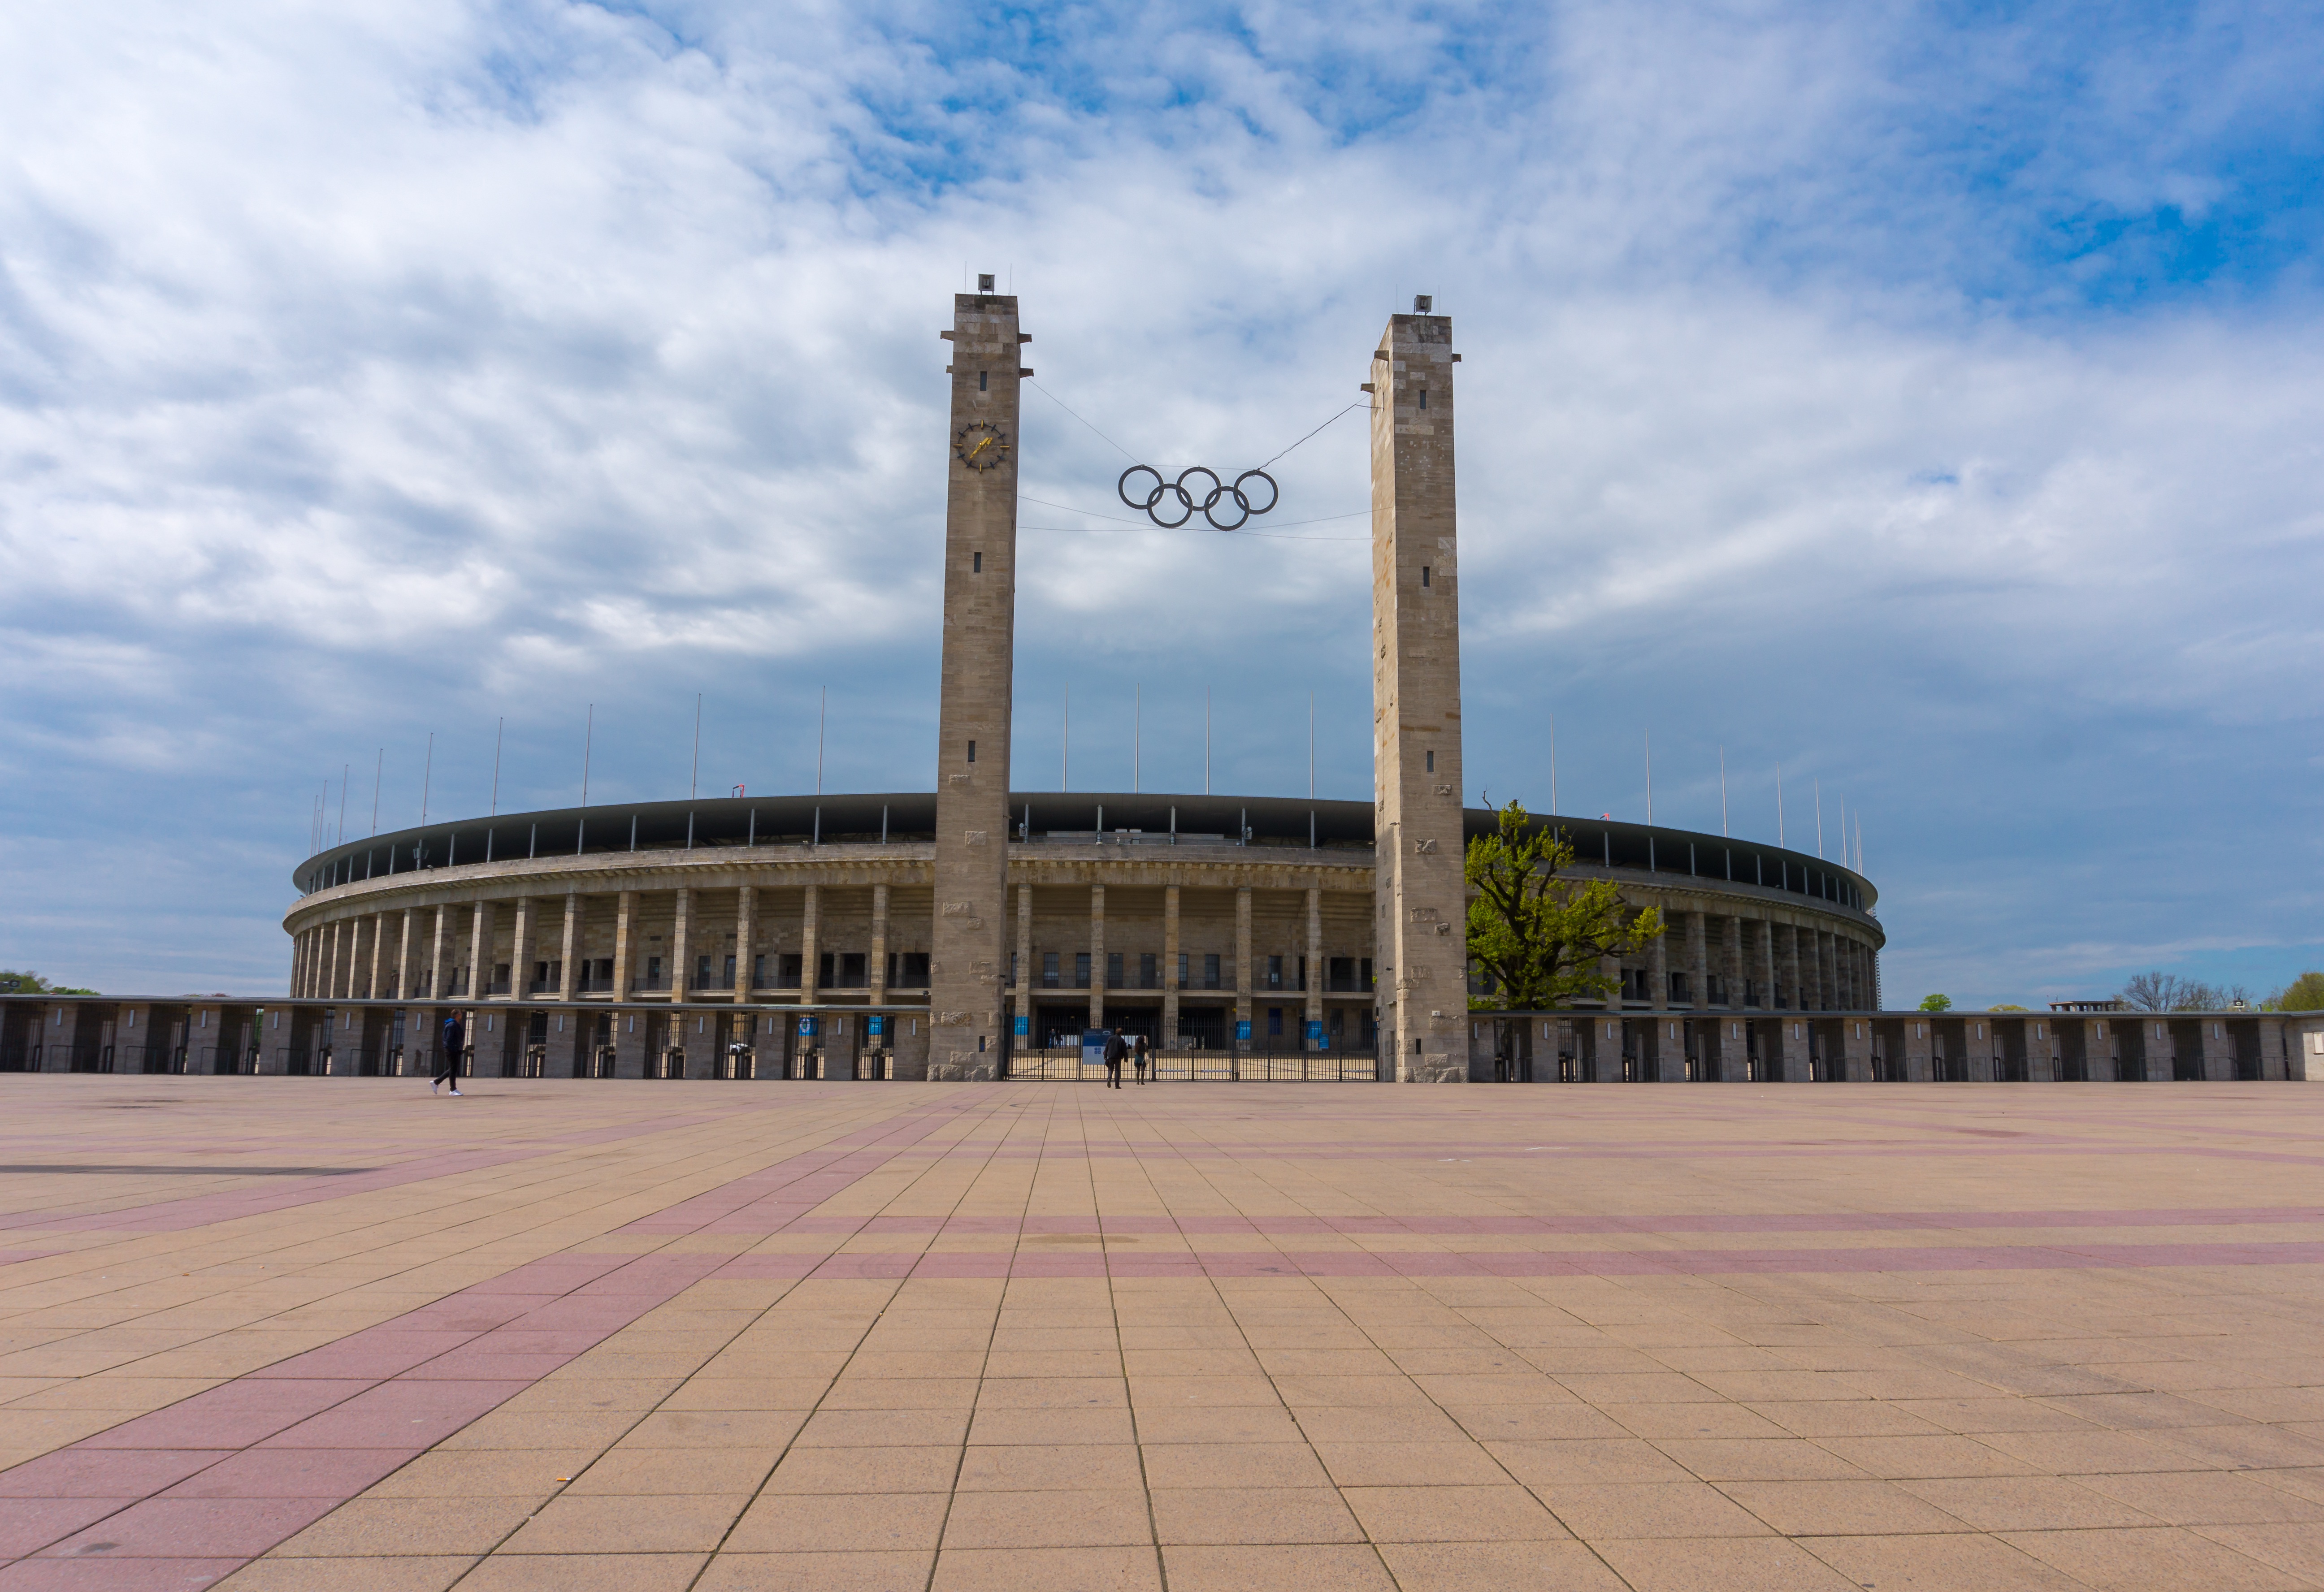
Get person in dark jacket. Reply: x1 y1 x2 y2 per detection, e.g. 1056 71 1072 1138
1132 1033 1150 1085
1102 1026 1126 1089
434 1011 465 1095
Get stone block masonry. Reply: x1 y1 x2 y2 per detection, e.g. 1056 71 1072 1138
1370 304 1469 1082
928 283 1026 1080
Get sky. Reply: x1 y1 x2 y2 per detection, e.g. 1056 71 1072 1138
3 0 2320 1006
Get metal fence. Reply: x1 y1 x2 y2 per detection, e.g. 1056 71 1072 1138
1005 1048 1382 1082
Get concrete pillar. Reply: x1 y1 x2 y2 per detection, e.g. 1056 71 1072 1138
1162 883 1180 1047
671 887 695 1001
869 883 889 1005
559 892 581 1001
797 884 817 1004
394 909 412 1001
1714 1013 1749 1082
425 908 446 1000
1235 885 1253 1051
1686 912 1708 1011
1781 923 1802 1012
467 901 494 1002
1088 884 1107 1030
1305 887 1324 1048
927 282 1023 1082
509 897 535 1002
1819 931 1838 1012
612 891 635 999
1723 917 1744 1011
732 886 756 1003
1647 920 1669 1011
1369 303 1466 1082
366 913 386 999
322 921 342 999
1014 883 1034 1043
1757 919 1777 1011
1841 1015 1873 1081
289 932 307 998
613 1005 648 1078
1774 1015 1810 1082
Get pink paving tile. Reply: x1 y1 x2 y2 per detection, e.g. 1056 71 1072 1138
248 1331 480 1380
0 1450 227 1499
37 1495 339 1558
158 1447 410 1499
0 1555 247 1590
0 1499 141 1560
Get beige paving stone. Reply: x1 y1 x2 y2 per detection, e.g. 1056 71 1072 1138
1342 1482 1572 1541
499 1492 751 1554
940 1486 1153 1548
1164 1542 1405 1591
271 1496 540 1557
1149 1484 1364 1544
216 1556 473 1591
929 1544 1162 1591
1807 1533 2092 1591
1536 1479 1775 1539
1594 1536 1861 1592
692 1550 934 1591
1898 1474 2160 1530
2194 1522 2324 1583
455 1553 708 1590
724 1490 949 1553
1140 1441 1329 1488
2080 1467 2324 1524
1997 1525 2308 1589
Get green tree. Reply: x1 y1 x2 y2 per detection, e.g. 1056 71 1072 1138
1465 799 1664 1010
2266 972 2324 1012
1918 993 1951 1012
0 970 95 995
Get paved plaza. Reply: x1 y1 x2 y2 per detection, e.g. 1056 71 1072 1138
1 1079 2323 1590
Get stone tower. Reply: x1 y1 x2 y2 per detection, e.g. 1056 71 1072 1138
927 278 1026 1080
1369 300 1468 1082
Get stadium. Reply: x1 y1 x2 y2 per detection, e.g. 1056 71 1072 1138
5 285 2310 1083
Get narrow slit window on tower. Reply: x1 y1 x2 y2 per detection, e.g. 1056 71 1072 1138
1426 750 1435 773
979 370 988 391
972 550 982 573
967 740 977 763
1418 388 1427 410
1421 565 1431 587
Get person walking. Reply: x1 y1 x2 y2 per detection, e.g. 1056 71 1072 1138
1102 1025 1126 1089
434 1010 465 1096
1133 1033 1150 1085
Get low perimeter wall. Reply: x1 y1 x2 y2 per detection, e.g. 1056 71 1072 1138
4 996 2316 1083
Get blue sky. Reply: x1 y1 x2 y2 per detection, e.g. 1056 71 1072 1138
2 0 2320 1005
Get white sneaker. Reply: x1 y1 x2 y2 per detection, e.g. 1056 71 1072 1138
449 1088 463 1096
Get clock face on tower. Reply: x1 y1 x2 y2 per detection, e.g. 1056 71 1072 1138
954 422 1010 473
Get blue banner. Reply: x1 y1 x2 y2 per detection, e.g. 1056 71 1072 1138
1236 1020 1252 1043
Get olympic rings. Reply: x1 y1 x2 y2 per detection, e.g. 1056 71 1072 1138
1117 465 1279 532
